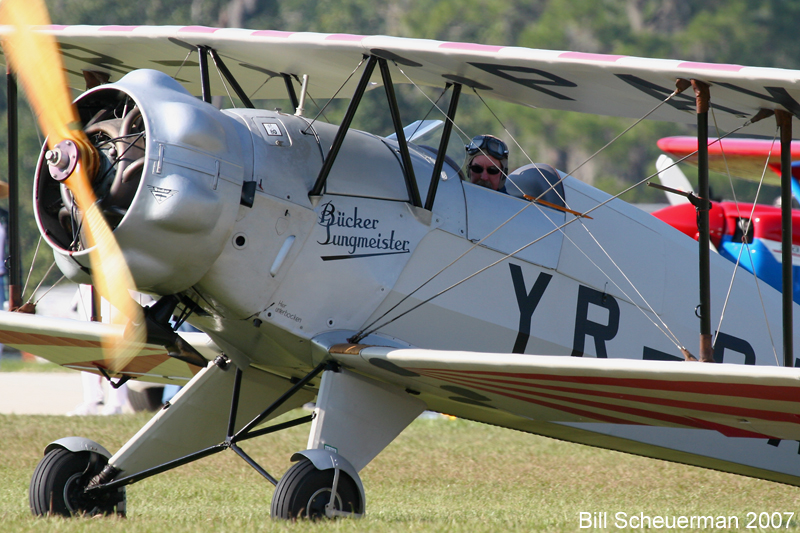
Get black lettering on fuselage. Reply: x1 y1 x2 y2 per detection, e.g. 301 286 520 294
571 285 620 358
509 264 552 353
713 332 756 364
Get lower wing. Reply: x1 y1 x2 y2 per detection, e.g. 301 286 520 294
331 343 800 485
0 311 219 384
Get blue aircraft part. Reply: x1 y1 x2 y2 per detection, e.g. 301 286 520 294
719 237 800 304
791 172 800 205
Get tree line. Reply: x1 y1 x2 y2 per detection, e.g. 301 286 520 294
0 0 793 287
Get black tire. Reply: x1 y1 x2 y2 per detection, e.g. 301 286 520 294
127 386 164 412
271 459 363 519
29 448 125 517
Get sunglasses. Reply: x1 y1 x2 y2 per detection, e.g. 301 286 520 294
466 135 509 160
469 164 501 175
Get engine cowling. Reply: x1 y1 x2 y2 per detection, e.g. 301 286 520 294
34 70 252 294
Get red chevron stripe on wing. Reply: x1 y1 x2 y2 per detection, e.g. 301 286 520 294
417 368 794 438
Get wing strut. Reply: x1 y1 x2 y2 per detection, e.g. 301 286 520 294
378 58 421 208
208 48 254 109
690 79 715 363
197 46 211 104
425 83 461 211
777 109 794 367
6 67 21 310
310 55 378 197
283 73 299 111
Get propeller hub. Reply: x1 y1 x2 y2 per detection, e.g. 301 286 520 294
46 139 78 182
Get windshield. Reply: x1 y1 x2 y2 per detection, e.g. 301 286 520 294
389 120 467 172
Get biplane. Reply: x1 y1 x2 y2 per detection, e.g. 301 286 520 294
3 0 800 520
652 139 800 302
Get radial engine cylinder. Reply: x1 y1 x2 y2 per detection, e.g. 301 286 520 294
34 70 253 294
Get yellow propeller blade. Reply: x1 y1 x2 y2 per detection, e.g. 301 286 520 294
0 0 77 145
0 0 146 372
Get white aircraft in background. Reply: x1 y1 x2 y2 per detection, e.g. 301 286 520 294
2 0 800 519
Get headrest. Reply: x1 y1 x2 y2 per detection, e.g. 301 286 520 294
506 163 566 208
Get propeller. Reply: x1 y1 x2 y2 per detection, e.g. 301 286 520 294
0 0 146 371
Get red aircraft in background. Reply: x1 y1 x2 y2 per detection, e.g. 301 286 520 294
653 137 800 301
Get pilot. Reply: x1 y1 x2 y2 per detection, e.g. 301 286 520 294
465 134 509 192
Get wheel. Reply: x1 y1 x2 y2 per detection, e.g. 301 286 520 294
127 386 164 412
271 459 363 519
29 448 125 517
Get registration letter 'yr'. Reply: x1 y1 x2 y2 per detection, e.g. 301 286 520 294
510 264 552 354
571 285 619 357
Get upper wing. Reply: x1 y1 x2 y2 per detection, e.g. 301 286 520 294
0 311 218 384
5 26 800 137
659 135 800 184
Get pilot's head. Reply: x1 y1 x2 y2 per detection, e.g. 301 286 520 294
466 135 509 191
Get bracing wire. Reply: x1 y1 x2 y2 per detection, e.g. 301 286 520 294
172 49 193 82
355 68 757 345
472 89 688 347
350 94 764 340
356 150 714 342
302 57 366 134
32 273 65 306
354 200 539 338
360 74 693 348
21 235 42 300
355 65 602 339
408 85 451 141
561 217 685 348
248 75 275 100
26 261 56 305
710 108 780 365
213 62 236 108
245 74 330 122
471 88 673 205
359 64 668 327
28 102 43 146
304 92 331 124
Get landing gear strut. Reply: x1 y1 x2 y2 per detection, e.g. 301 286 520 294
66 360 363 520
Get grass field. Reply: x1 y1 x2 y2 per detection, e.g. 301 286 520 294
2 412 800 532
